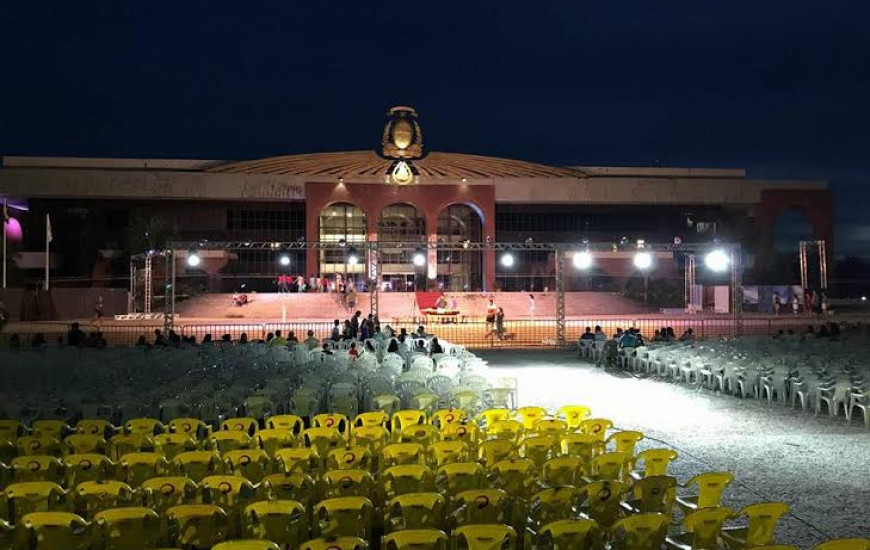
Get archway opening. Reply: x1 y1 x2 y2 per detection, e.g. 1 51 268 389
378 203 426 291
437 203 483 291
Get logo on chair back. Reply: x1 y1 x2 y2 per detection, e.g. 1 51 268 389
219 482 233 494
344 452 356 465
325 418 335 427
28 461 41 472
239 455 251 465
90 426 100 434
474 495 490 509
80 459 92 470
30 440 41 450
234 423 245 431
160 483 176 495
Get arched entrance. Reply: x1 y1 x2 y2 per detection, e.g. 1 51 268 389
378 203 426 291
318 202 366 283
437 203 483 290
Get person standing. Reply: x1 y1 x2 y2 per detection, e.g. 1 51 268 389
804 289 814 316
791 293 800 315
347 287 357 313
495 307 505 340
772 291 782 316
528 294 535 318
94 295 105 323
485 298 498 335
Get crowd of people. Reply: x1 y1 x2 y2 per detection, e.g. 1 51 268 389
772 288 828 316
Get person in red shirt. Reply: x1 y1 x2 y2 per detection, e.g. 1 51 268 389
277 274 286 293
348 341 359 359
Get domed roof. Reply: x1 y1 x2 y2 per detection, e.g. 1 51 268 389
207 150 586 180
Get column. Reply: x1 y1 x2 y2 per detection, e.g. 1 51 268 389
483 204 497 292
305 205 319 280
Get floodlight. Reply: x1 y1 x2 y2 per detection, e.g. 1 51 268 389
412 249 426 267
187 250 201 267
279 254 291 266
573 251 593 270
633 252 653 270
500 252 515 268
704 249 730 272
347 248 359 266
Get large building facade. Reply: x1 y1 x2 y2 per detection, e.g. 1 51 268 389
0 107 833 292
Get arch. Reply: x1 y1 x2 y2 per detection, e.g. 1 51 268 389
378 203 427 291
437 199 488 226
377 203 427 243
436 203 484 291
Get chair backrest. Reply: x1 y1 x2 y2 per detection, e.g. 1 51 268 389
810 540 870 550
611 513 669 550
633 449 678 478
538 518 600 550
579 418 613 441
266 415 305 435
688 472 734 508
212 541 281 550
683 506 734 550
629 475 677 515
557 405 592 428
165 504 229 549
606 430 644 455
243 499 307 548
18 512 91 550
93 506 161 550
383 528 449 550
579 481 629 528
140 476 198 514
386 493 446 532
452 524 517 550
737 502 791 547
322 469 376 499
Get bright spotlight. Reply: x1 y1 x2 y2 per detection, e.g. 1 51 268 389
573 251 593 270
279 254 291 267
633 252 653 270
500 253 515 268
704 249 730 272
347 248 359 266
186 252 201 267
412 251 426 267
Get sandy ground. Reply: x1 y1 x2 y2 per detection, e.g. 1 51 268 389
479 349 870 546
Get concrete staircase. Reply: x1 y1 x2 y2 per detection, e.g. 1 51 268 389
174 291 653 320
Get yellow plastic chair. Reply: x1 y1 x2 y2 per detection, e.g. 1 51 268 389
313 414 351 439
10 455 64 483
579 419 613 442
477 440 516 466
676 472 735 513
560 433 604 466
721 502 791 550
745 546 799 550
72 480 135 519
537 518 600 550
254 428 295 458
489 459 536 499
243 500 307 549
302 427 346 458
260 472 316 507
588 451 630 482
0 438 16 464
541 456 586 488
299 536 369 550
123 418 164 436
212 541 281 550
430 409 469 430
222 417 259 436
441 424 481 449
606 431 644 455
93 506 160 550
392 410 428 441
612 513 669 550
577 481 629 529
399 425 441 447
427 441 470 468
172 450 224 483
453 489 511 527
529 487 581 530
140 476 198 515
321 469 376 499
76 419 116 438
451 524 517 550
327 446 374 472
117 452 171 487
209 431 256 453
314 496 374 540
64 453 115 486
5 482 66 522
63 434 107 456
352 426 391 458
666 506 733 550
557 405 592 429
165 504 229 549
622 475 678 516
518 435 558 469
515 406 548 430
382 465 436 500
200 475 257 537
436 463 486 497
31 420 71 440
17 435 62 457
107 434 154 461
531 419 569 439
266 414 305 436
475 408 512 429
631 449 679 480
167 417 211 440
224 449 271 482
385 492 447 532
485 420 524 443
0 420 23 439
153 433 198 460
14 512 91 550
354 411 389 429
810 540 870 550
384 528 449 550
274 447 321 476
380 443 426 471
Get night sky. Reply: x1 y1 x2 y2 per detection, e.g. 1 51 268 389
2 2 868 255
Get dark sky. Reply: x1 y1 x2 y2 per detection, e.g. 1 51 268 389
2 2 868 255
